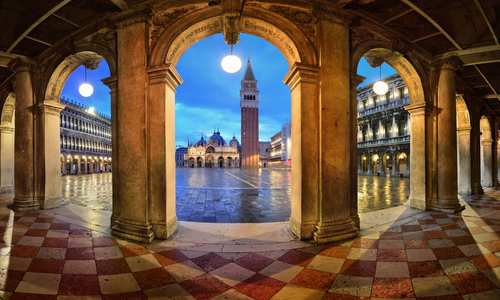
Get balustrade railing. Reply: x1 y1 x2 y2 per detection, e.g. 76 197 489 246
358 96 409 118
357 135 410 148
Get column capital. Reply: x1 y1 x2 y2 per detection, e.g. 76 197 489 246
114 8 151 29
351 74 365 87
38 100 65 116
283 63 319 90
435 56 462 71
404 102 429 115
102 76 117 91
9 57 34 73
147 64 183 89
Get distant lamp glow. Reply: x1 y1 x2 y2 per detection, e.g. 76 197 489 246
86 106 96 115
78 65 94 97
221 54 242 73
373 64 389 96
79 83 94 97
373 80 389 96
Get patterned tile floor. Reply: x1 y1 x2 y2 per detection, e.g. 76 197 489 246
0 192 499 299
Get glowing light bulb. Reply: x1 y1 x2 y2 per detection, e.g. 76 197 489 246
79 82 94 97
373 80 389 96
221 54 242 73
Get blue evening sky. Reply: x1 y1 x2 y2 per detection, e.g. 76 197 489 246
61 33 395 147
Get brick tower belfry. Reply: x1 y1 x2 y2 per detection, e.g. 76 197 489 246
240 59 259 168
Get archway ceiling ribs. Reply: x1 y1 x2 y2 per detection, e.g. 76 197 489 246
0 0 499 109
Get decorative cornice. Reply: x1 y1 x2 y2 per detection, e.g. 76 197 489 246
284 63 319 90
147 64 183 89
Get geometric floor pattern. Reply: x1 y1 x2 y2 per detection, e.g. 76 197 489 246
0 195 499 299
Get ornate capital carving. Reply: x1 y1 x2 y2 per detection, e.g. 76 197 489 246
405 102 429 115
147 64 183 89
436 56 462 72
38 100 65 116
284 63 319 90
9 57 33 73
102 76 118 91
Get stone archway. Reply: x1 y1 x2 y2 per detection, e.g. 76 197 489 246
456 96 472 195
352 44 429 210
480 116 493 188
110 2 364 243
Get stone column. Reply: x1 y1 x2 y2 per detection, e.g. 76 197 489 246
391 153 397 177
284 63 319 240
405 102 428 210
481 134 493 187
470 106 483 194
313 16 358 243
457 124 472 195
351 75 364 229
433 59 462 212
112 16 154 243
147 64 181 239
12 60 38 210
36 100 64 208
0 125 14 193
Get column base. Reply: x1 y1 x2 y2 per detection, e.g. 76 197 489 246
313 219 358 244
112 218 154 243
351 213 360 230
40 197 64 209
409 196 427 210
430 202 465 214
151 217 177 240
289 217 315 240
11 195 40 211
472 183 484 195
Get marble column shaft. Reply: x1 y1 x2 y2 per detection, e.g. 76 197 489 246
457 126 472 195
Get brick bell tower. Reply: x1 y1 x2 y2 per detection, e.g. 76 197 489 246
240 59 259 168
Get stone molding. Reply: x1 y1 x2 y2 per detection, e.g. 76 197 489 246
102 76 118 91
284 63 319 90
436 56 462 72
38 100 65 116
147 64 182 89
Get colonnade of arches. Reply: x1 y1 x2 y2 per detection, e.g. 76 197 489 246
60 155 112 175
1 4 498 244
186 156 239 168
358 151 409 177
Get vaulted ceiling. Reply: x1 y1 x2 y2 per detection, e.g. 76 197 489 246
1 0 499 112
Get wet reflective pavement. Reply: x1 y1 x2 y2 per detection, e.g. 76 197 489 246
61 171 410 222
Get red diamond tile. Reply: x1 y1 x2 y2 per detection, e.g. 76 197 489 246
371 278 414 298
133 267 175 290
66 247 94 260
59 274 100 295
340 260 376 277
481 240 500 252
49 223 71 230
35 217 54 223
10 294 57 300
155 249 189 263
320 246 351 258
471 253 500 270
379 232 402 240
101 292 146 300
432 247 465 260
418 219 437 225
408 261 444 277
450 236 476 245
69 228 92 237
448 271 496 294
25 229 48 237
92 237 116 247
1 270 24 292
290 268 336 290
42 237 68 248
277 249 315 266
404 239 427 249
377 249 407 261
120 244 149 257
322 292 367 299
235 274 285 300
192 253 232 272
401 225 421 232
351 238 378 249
235 253 274 272
96 258 131 275
11 245 39 257
27 258 64 273
424 230 447 239
181 274 230 300
152 253 177 266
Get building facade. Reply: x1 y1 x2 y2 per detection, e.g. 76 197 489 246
183 131 240 168
59 98 112 175
240 60 260 168
357 76 410 177
268 122 291 168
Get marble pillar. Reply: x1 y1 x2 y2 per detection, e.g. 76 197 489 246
470 107 483 194
285 63 319 240
457 125 472 195
12 61 38 211
102 76 118 224
0 125 14 193
481 137 493 187
351 75 364 229
405 102 428 210
433 60 462 212
112 17 154 243
313 17 358 243
147 64 181 239
37 100 64 209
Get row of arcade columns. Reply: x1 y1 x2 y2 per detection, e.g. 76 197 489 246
7 11 495 243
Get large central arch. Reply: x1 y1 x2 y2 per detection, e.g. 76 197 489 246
144 6 321 241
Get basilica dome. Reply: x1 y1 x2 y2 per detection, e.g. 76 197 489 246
208 131 226 146
194 136 207 147
230 136 239 148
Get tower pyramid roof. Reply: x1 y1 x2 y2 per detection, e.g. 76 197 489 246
243 59 256 81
